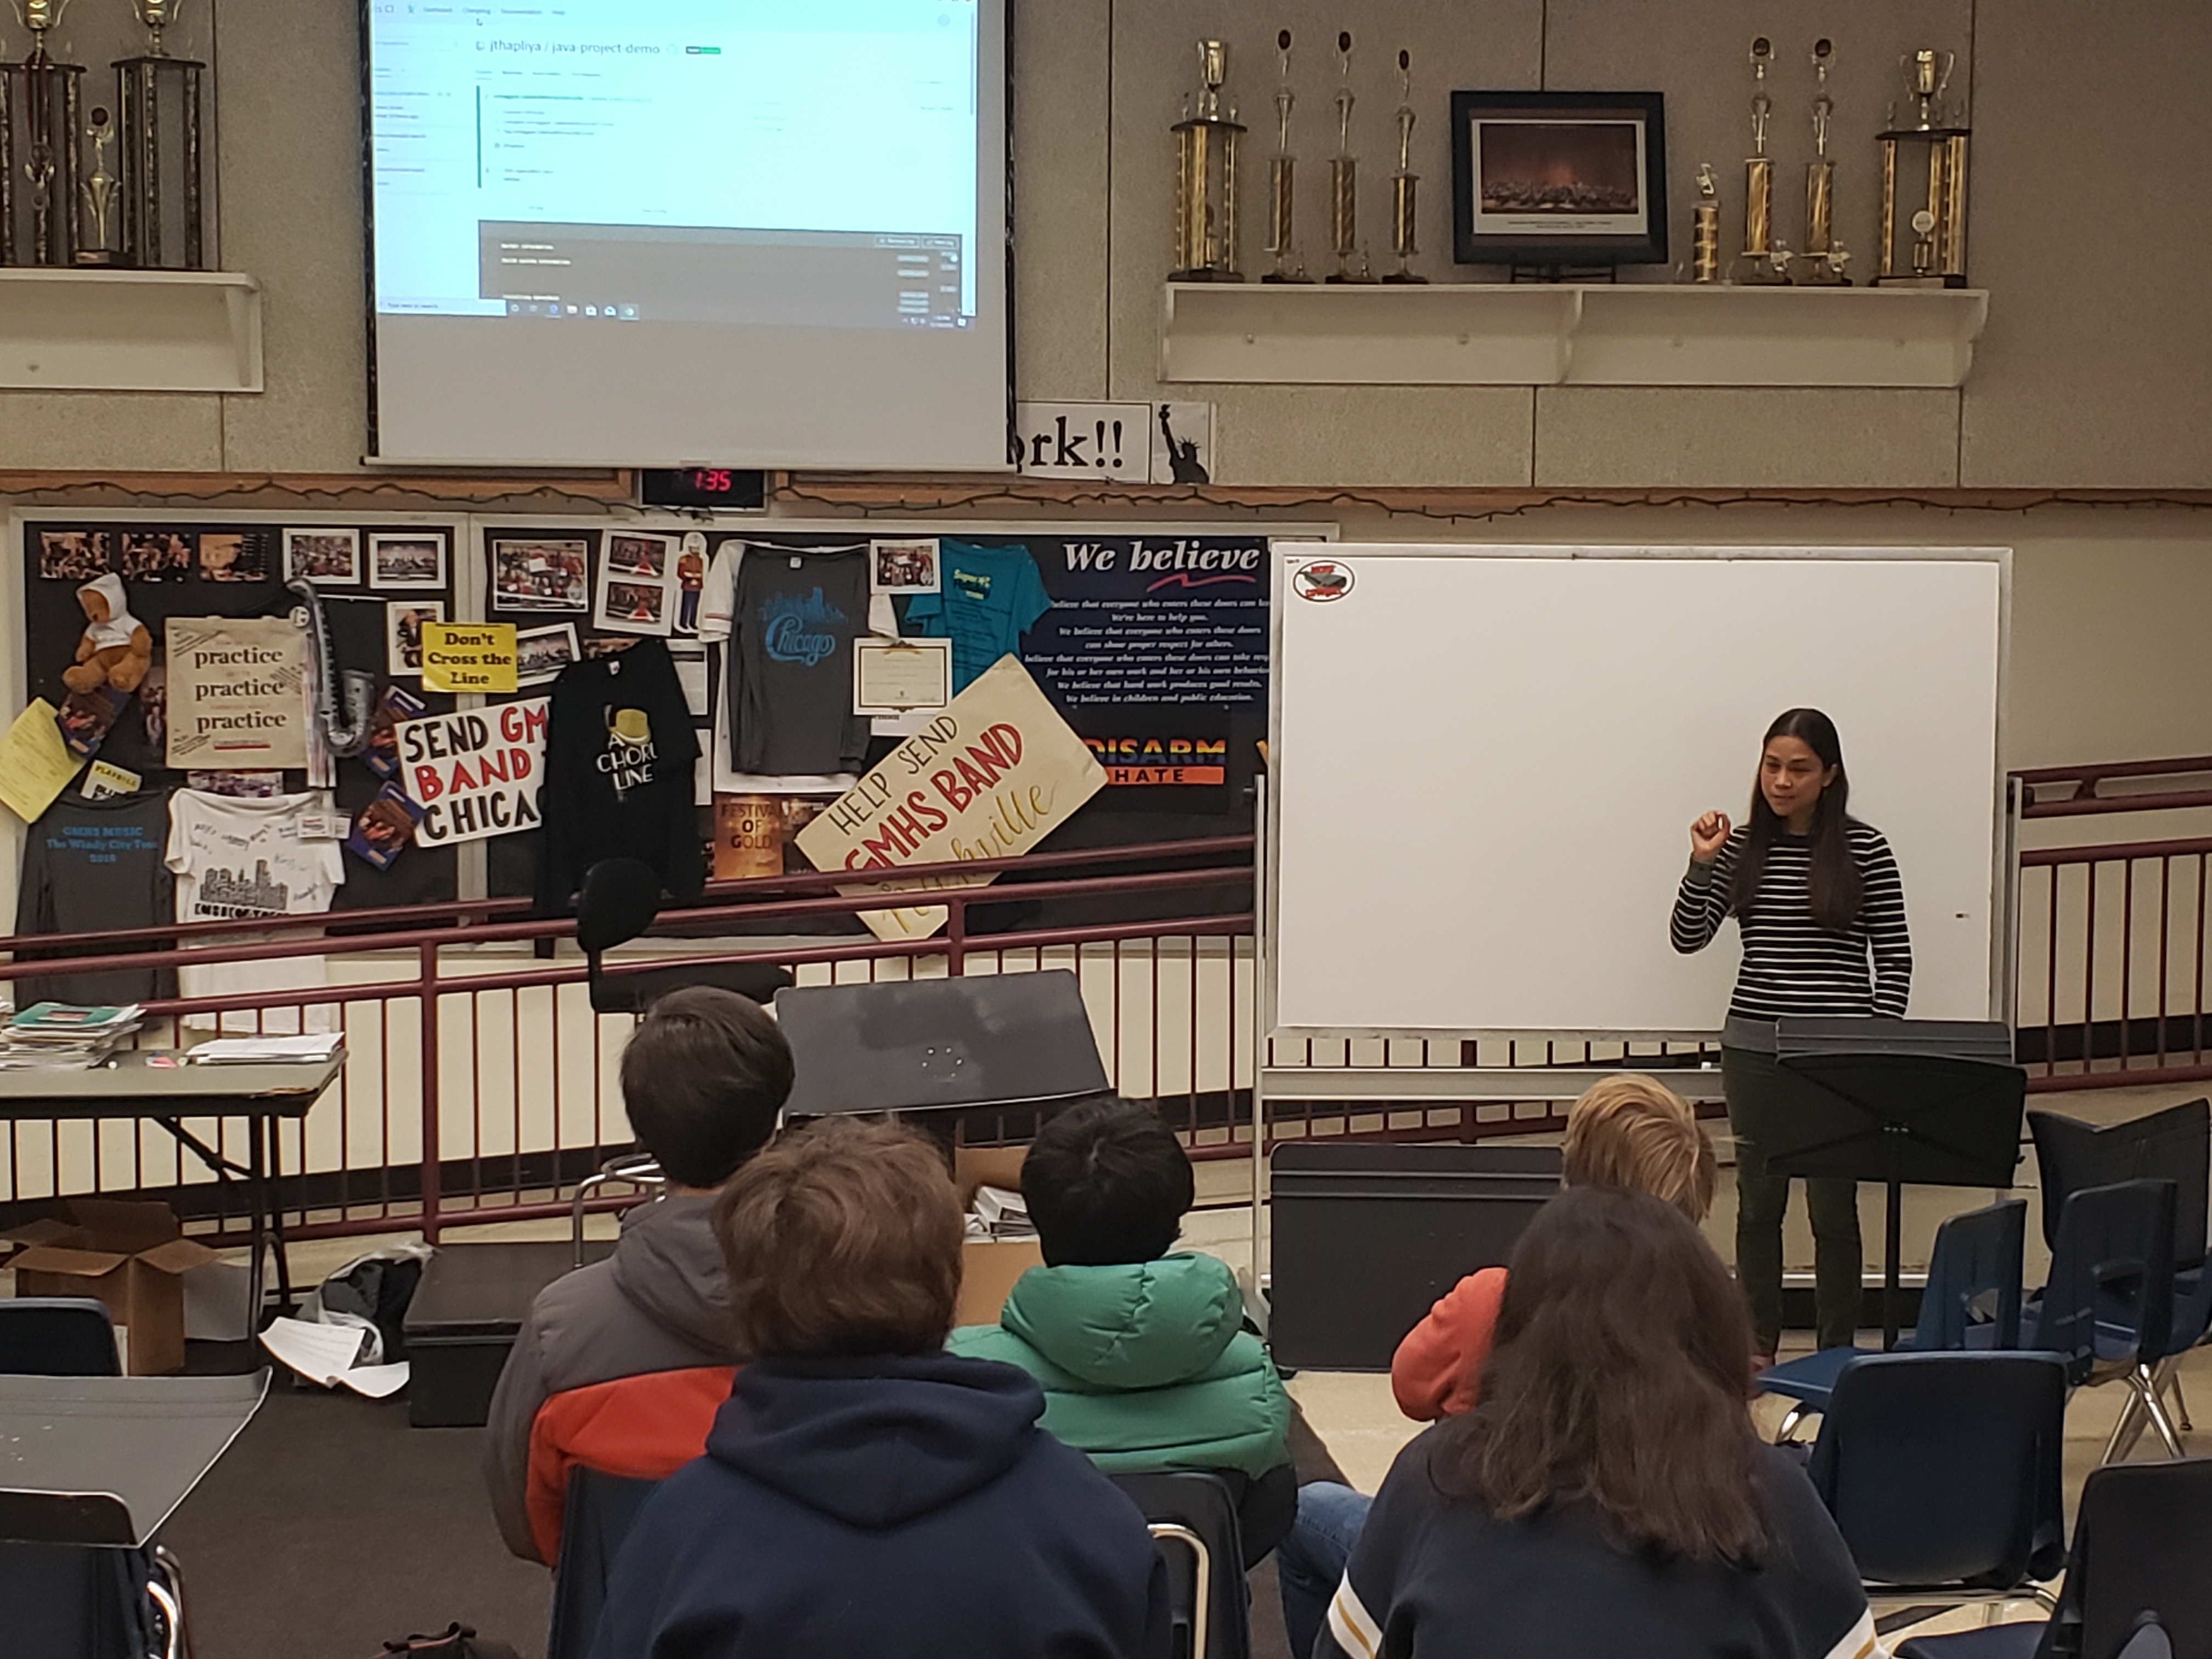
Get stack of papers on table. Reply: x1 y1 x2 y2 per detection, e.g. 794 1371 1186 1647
966 1184 1037 1241
185 1033 346 1064
0 1002 144 1068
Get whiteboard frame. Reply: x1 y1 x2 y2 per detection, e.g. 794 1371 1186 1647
1261 542 2014 1045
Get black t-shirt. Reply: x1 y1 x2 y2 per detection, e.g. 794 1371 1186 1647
731 548 871 775
15 787 178 1005
537 640 703 912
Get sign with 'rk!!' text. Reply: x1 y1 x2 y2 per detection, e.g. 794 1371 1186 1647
795 658 1105 942
394 696 549 845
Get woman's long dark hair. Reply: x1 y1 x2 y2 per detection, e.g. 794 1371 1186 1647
1730 707 1863 931
1434 1187 1768 1565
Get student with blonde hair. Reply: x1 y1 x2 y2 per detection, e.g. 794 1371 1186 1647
1277 1074 1719 1658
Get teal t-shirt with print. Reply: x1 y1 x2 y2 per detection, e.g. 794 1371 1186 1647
902 540 1053 691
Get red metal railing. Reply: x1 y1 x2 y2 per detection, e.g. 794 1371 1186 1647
2017 755 2212 819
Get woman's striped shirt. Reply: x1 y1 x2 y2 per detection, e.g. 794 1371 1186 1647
1670 822 1912 1019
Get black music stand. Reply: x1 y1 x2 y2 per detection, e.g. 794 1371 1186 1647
1762 1019 2025 1350
775 970 1110 1124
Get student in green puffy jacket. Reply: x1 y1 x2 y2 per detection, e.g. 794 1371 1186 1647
948 1097 1297 1561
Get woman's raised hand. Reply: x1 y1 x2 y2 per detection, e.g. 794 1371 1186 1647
1690 811 1733 864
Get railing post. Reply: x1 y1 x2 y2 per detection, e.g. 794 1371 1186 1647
420 940 442 1244
946 892 967 977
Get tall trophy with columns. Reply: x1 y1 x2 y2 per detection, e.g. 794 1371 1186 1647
115 0 211 268
1 0 87 266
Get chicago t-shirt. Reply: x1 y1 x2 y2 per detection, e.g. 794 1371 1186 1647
727 548 872 775
166 789 346 1032
900 539 1053 692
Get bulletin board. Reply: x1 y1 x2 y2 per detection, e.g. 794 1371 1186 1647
15 516 465 910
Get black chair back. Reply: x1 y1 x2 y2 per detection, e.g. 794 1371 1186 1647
1809 1351 2068 1590
2041 1458 2212 1659
2038 1180 2176 1383
1110 1471 1250 1659
2032 1102 2209 1273
577 859 663 958
0 1299 121 1378
1915 1198 2027 1351
546 1466 661 1659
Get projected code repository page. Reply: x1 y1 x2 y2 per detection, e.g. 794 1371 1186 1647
371 1 979 328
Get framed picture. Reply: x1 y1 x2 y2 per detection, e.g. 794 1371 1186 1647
369 532 449 591
870 537 942 596
489 537 590 612
387 600 446 677
1450 91 1668 267
604 531 673 581
595 551 674 637
198 531 270 583
284 527 363 586
515 622 582 686
37 529 111 581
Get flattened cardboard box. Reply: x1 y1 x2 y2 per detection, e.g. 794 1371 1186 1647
3 1198 221 1375
953 1146 1042 1329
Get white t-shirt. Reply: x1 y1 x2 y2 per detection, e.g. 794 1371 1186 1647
166 790 346 1033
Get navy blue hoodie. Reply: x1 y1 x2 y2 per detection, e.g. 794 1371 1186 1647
588 1351 1172 1659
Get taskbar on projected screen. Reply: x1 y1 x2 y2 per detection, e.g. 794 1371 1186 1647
379 301 974 330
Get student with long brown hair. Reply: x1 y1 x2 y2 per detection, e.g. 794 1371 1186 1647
1317 1187 1873 1659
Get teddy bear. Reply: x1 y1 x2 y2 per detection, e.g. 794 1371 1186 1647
62 573 153 696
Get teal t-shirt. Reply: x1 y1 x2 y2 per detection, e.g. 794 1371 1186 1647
902 540 1053 691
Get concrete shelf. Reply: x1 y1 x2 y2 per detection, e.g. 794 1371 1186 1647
0 269 263 393
1161 281 1988 390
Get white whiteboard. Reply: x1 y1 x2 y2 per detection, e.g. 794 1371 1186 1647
1267 546 2008 1039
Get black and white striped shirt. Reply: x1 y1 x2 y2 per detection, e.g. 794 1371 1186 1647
1671 822 1912 1019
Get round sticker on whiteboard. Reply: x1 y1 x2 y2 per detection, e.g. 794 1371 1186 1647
1291 559 1354 602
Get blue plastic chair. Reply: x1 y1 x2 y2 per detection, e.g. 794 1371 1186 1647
1896 1456 2212 1659
1808 1351 2069 1604
1759 1199 2026 1434
547 1466 662 1659
2018 1179 2180 1461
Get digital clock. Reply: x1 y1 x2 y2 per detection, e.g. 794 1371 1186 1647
637 468 769 510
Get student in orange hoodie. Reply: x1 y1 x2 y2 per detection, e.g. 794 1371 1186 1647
1277 1075 1718 1657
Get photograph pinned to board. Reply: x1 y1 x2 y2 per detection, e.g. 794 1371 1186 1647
386 601 445 678
120 529 194 581
870 537 942 596
198 531 269 583
185 771 284 798
594 551 674 637
369 532 448 591
284 528 362 586
489 537 589 612
345 782 424 870
675 531 708 635
853 635 952 717
55 686 127 759
604 531 673 582
515 622 581 687
38 530 111 582
364 683 427 779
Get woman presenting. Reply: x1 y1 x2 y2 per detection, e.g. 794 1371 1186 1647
1671 708 1911 1363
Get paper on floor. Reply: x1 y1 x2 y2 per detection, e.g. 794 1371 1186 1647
259 1316 410 1398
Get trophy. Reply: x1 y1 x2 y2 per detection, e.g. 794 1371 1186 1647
1169 38 1245 281
1382 48 1425 283
1690 162 1722 284
1796 38 1843 281
1737 37 1790 283
1324 31 1372 283
1875 48 1970 286
74 101 113 264
1261 30 1307 282
116 0 210 268
1 0 87 266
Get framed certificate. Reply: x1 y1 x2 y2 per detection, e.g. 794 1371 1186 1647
853 636 952 716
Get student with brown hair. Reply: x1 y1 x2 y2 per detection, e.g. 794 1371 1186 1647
485 986 792 1565
1390 1073 1718 1421
1317 1188 1872 1659
588 1116 1171 1659
1279 1074 1719 1657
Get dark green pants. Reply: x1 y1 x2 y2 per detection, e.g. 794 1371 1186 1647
1722 1046 1864 1354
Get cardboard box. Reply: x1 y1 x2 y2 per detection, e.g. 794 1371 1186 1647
3 1199 221 1375
953 1146 1043 1329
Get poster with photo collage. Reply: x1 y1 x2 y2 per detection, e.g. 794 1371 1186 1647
18 519 465 908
